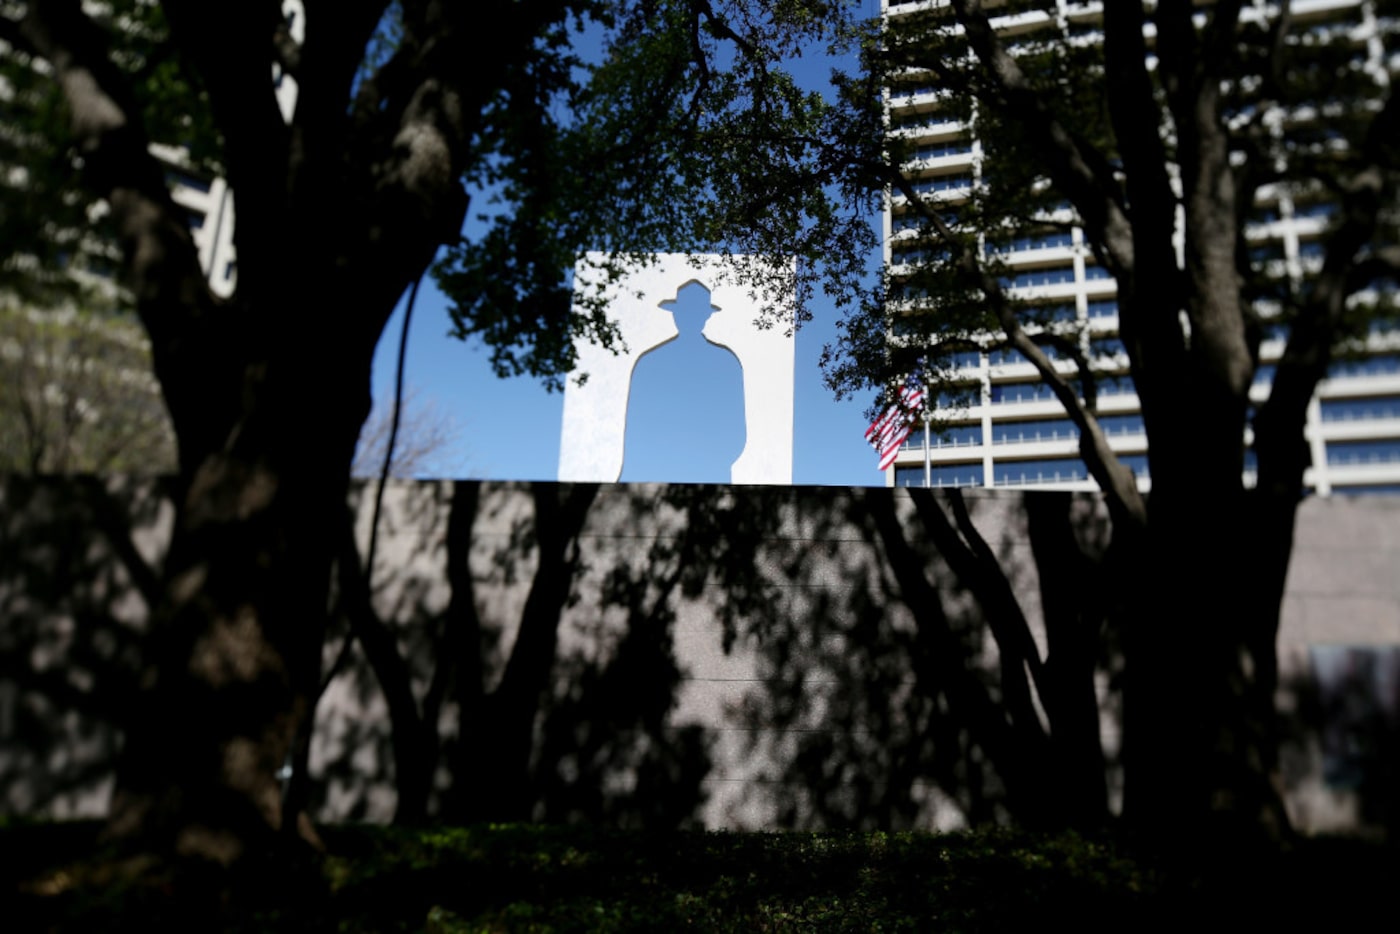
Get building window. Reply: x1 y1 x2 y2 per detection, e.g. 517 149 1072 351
891 110 948 132
1100 414 1145 436
1016 302 1077 324
895 466 925 487
990 381 1059 405
908 140 973 162
1094 375 1135 397
988 231 1073 255
895 464 984 488
990 341 1067 365
909 173 974 196
1293 201 1336 221
891 243 951 265
1298 240 1327 260
1326 439 1400 467
1320 396 1400 422
934 385 980 408
1329 355 1400 380
1091 337 1125 358
933 424 983 447
931 462 984 487
999 266 1075 289
993 457 1087 486
992 418 1077 445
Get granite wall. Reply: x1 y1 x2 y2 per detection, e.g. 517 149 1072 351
2 477 1397 834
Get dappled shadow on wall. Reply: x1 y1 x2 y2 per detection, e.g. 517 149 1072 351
7 476 1395 841
705 487 1123 832
1278 645 1400 838
0 478 1143 833
310 481 714 828
0 476 172 819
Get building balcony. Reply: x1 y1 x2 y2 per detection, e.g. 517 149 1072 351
1317 416 1400 443
1319 367 1400 398
1324 462 1400 489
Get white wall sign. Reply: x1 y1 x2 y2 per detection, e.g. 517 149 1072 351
558 253 796 485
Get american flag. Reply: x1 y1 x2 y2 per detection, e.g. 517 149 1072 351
866 383 925 471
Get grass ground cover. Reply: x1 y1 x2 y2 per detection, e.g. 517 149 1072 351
3 821 1394 932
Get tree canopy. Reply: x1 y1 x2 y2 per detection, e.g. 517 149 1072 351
0 302 176 472
433 0 883 387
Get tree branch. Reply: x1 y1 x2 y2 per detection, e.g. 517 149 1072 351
1348 246 1400 291
272 16 301 79
18 0 226 468
889 168 1147 527
1255 85 1400 497
947 0 1136 279
160 1 290 289
1098 3 1198 421
1155 0 1257 423
1261 0 1293 101
0 7 34 52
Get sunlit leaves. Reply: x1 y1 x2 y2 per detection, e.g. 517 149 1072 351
434 0 879 389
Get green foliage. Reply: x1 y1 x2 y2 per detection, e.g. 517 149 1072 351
0 0 217 308
313 824 1161 932
7 823 1167 932
8 820 1395 932
832 8 1126 412
820 4 1400 421
0 300 176 473
5 0 880 396
434 0 882 390
0 35 114 304
0 1 213 476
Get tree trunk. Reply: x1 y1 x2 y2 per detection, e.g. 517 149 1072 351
1121 485 1293 858
1024 493 1112 830
447 485 598 824
105 343 372 868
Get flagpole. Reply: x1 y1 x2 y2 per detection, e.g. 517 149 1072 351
923 415 931 488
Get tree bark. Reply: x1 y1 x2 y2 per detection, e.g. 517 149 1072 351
1121 498 1295 862
105 338 374 864
15 0 483 866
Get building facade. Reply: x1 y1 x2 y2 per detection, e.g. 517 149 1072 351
883 0 1400 495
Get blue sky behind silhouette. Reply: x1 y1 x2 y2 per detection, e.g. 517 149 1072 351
620 282 747 483
367 16 882 485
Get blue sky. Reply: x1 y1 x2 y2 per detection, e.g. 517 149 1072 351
367 16 884 487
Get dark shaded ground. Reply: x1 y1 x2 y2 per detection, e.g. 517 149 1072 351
4 821 1397 932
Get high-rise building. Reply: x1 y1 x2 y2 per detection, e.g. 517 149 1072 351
882 0 1400 495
